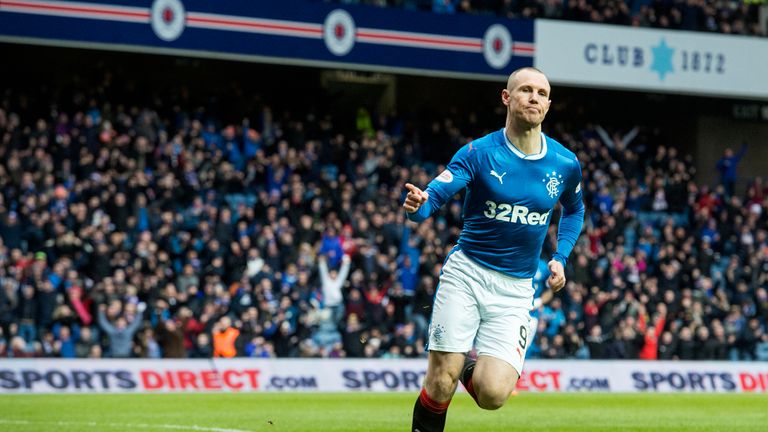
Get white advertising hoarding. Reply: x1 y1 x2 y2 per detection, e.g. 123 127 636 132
534 20 768 99
1 359 767 393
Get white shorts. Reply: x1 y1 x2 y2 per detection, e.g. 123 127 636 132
427 249 533 375
527 316 539 353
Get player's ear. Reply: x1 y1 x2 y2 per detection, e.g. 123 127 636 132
501 89 510 105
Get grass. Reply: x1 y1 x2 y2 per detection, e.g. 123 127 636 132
0 392 766 431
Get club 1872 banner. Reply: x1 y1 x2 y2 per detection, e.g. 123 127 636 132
535 19 768 100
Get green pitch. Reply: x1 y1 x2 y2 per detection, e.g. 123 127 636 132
1 392 766 431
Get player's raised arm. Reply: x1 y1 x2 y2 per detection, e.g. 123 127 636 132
404 143 475 223
402 169 467 223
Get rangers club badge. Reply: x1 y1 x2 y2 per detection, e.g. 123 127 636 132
151 0 186 42
482 24 512 70
323 9 356 56
543 171 562 198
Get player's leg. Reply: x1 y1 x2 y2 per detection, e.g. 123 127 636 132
423 351 466 400
412 351 465 432
467 308 531 409
466 316 537 401
462 275 533 410
470 355 521 409
506 315 538 397
412 250 480 432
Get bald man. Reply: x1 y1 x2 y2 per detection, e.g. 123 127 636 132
404 68 585 431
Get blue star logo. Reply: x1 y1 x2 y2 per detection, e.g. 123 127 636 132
650 38 675 81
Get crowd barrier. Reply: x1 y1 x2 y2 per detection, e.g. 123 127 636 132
2 359 766 394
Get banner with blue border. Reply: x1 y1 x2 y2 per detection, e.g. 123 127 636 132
0 0 534 80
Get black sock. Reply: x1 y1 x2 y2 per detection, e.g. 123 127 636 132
459 358 479 404
459 357 476 388
412 388 449 432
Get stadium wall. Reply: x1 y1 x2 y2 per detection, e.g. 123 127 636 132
2 360 767 394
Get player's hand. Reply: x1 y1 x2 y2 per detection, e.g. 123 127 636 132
403 183 428 213
547 260 566 293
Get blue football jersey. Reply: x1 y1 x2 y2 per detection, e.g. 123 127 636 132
407 128 584 278
530 258 551 319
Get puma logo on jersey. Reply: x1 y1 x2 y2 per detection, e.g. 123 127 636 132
490 170 507 184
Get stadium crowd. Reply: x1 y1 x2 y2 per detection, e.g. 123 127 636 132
0 76 766 363
326 0 766 36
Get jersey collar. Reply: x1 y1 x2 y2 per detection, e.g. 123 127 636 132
502 128 548 161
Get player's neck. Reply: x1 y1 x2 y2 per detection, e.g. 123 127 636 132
505 124 541 155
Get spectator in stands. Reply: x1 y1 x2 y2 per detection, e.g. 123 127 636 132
329 0 766 36
0 212 21 251
136 327 162 358
716 143 747 197
212 316 239 358
56 326 76 358
1 67 766 364
585 325 607 359
657 331 677 360
639 304 666 360
319 253 351 325
432 0 458 14
0 328 7 358
75 326 96 358
190 333 214 358
97 304 143 358
156 318 187 358
675 326 696 360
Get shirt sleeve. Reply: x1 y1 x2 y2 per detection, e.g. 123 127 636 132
552 156 585 266
406 143 473 222
98 310 116 335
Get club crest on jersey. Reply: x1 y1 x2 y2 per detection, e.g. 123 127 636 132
430 324 446 343
542 171 562 198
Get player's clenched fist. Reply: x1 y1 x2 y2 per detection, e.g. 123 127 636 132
403 183 429 213
547 259 566 292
